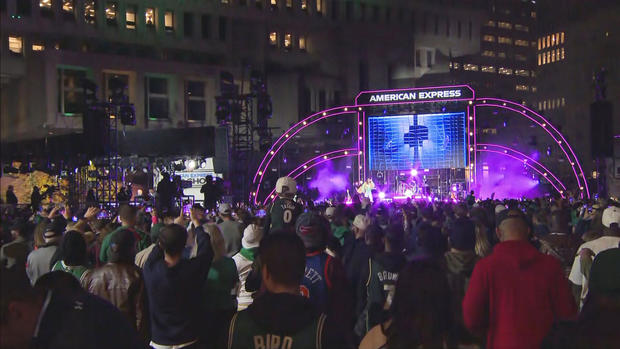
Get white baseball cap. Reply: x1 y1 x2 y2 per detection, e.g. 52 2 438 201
495 204 507 215
325 207 336 218
275 177 297 196
242 224 263 249
352 214 371 231
602 206 620 228
218 203 232 215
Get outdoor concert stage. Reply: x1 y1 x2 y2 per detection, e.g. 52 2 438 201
250 85 590 205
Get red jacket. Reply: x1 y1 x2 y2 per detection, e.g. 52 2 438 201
462 240 576 349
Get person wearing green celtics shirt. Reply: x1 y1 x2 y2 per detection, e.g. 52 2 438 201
224 233 344 349
100 205 150 264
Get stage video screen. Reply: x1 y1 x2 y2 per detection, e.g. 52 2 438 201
367 112 466 171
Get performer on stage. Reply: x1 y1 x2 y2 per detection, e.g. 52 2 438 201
357 178 375 202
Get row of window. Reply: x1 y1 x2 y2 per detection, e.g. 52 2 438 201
268 32 307 51
538 98 566 111
538 32 565 50
483 35 533 47
537 48 565 66
58 67 210 121
421 14 473 41
485 20 530 32
453 63 535 78
515 84 537 92
481 50 530 61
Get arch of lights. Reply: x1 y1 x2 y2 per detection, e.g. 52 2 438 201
251 85 589 204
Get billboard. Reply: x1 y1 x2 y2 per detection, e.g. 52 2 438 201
367 112 466 171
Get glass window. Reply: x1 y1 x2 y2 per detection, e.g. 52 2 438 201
186 81 206 121
58 68 87 115
299 36 306 50
146 77 169 119
415 50 421 67
515 54 527 61
286 0 292 8
32 43 45 51
316 0 322 13
546 51 550 63
531 11 536 18
515 69 529 77
184 13 193 37
164 11 174 31
498 52 506 58
481 65 495 73
515 85 529 91
561 47 565 60
486 20 496 27
269 31 278 46
426 50 432 67
104 73 129 104
538 38 541 50
515 39 528 47
145 8 155 27
532 86 537 92
498 67 512 75
546 35 550 47
39 0 52 9
498 37 512 44
62 0 74 13
483 35 495 42
452 62 460 69
284 33 292 49
270 0 277 5
498 21 512 29
126 6 136 29
463 64 478 71
531 71 536 77
560 32 565 43
542 53 546 64
551 49 556 62
515 24 529 32
218 16 227 41
84 1 96 24
201 15 210 39
538 53 541 66
561 97 565 106
105 2 117 24
8 36 23 54
301 0 307 11
482 50 496 57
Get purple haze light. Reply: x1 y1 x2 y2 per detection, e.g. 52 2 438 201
378 192 386 200
308 161 350 201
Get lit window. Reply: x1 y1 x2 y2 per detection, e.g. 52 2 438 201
126 6 136 29
486 20 496 27
299 36 306 50
482 50 495 57
58 68 87 115
463 64 478 71
538 38 541 50
538 53 541 66
515 54 527 61
542 53 546 64
32 43 45 51
316 0 322 13
515 85 529 91
483 35 495 42
532 86 537 92
560 32 565 43
105 2 117 23
186 81 206 121
286 0 292 8
498 37 512 45
284 33 292 49
538 102 542 110
546 35 550 47
546 51 550 63
8 36 23 54
498 67 512 75
452 62 460 69
561 97 565 106
515 69 529 77
146 76 170 119
561 47 565 60
531 71 536 77
301 0 307 11
62 0 74 12
40 0 52 9
531 11 536 18
221 0 229 3
498 52 506 58
481 65 495 73
270 0 277 5
515 39 528 47
84 1 96 24
543 101 547 110
269 31 278 46
165 11 174 31
145 8 155 27
515 24 529 32
498 21 512 29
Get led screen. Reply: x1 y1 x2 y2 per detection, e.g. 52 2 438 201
367 112 466 170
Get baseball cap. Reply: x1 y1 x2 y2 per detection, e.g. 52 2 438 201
295 212 329 249
218 203 232 215
601 206 620 228
449 218 476 251
495 204 507 215
275 177 297 196
325 207 336 218
496 209 528 226
242 224 264 249
352 214 371 231
588 248 620 296
44 217 66 242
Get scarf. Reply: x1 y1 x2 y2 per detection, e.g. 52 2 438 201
239 247 258 261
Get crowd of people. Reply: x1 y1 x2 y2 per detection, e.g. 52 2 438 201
1 176 619 349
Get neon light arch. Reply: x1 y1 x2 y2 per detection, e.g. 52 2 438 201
474 98 589 198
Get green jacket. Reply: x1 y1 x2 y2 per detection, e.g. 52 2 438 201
99 226 150 263
52 260 89 281
204 256 239 311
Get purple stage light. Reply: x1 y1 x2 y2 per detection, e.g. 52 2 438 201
378 192 386 200
410 169 418 176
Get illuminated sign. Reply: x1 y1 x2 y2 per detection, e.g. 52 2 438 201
356 85 474 105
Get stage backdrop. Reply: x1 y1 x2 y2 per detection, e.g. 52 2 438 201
367 112 466 171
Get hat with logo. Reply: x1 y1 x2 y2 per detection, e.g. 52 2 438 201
44 217 66 242
602 206 620 228
242 224 264 249
295 212 329 250
495 204 507 215
218 203 232 215
275 177 297 196
352 214 371 231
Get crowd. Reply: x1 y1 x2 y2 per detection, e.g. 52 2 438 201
1 176 619 349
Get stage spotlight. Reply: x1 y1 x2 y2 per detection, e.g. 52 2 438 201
452 185 458 192
410 169 418 176
378 192 386 200
186 159 197 171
